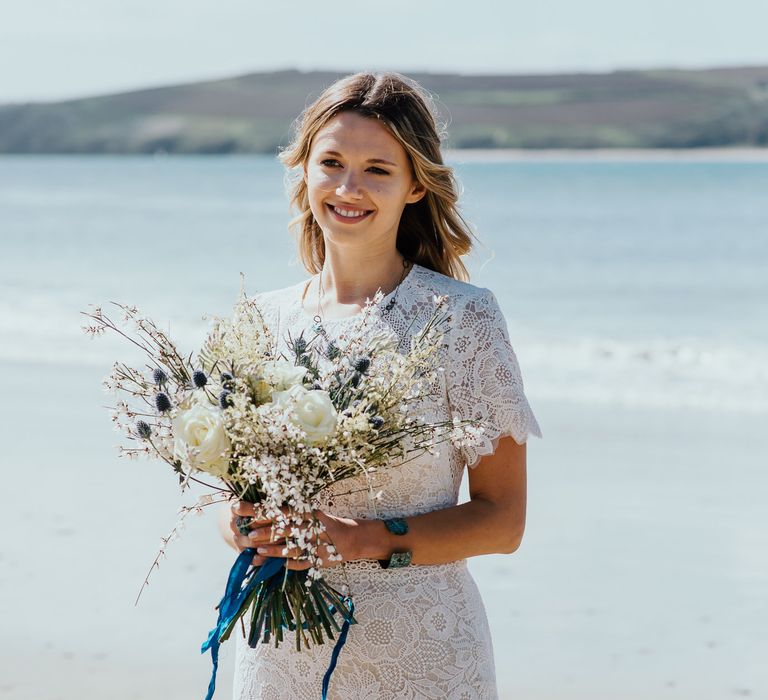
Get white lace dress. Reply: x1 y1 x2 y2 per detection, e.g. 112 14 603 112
232 263 543 700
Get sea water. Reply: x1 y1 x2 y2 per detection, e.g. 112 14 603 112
1 154 767 414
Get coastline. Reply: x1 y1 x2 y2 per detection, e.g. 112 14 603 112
444 146 768 162
1 146 767 162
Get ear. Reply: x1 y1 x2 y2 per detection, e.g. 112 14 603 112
405 181 427 205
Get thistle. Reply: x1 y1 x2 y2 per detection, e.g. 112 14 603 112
155 392 172 413
291 335 308 356
136 420 152 439
192 370 208 388
219 390 233 409
353 356 370 374
153 367 168 385
325 341 341 360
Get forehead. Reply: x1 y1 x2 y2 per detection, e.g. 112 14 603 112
310 112 406 161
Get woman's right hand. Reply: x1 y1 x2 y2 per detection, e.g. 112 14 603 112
229 500 285 566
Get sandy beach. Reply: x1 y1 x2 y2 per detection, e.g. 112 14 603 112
1 360 766 700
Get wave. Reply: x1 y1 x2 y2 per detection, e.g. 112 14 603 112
2 306 766 413
519 334 768 413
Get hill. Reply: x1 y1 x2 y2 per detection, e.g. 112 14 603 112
1 66 768 153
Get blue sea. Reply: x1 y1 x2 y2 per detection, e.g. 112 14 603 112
1 154 767 700
1 154 767 412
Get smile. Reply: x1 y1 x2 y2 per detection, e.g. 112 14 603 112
326 203 373 222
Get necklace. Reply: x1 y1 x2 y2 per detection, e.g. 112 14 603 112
312 258 412 337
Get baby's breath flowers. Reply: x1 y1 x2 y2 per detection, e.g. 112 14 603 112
81 287 483 657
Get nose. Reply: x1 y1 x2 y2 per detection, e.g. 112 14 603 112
335 170 363 199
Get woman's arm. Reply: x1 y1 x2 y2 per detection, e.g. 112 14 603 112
234 434 527 567
218 503 239 551
355 435 527 565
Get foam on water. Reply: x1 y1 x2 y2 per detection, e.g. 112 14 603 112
2 297 766 413
525 333 768 413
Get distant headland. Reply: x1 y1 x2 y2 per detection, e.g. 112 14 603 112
1 66 767 154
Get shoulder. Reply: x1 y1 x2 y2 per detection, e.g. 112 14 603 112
247 278 308 309
412 264 500 316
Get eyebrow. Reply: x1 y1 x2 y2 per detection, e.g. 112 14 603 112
320 150 398 167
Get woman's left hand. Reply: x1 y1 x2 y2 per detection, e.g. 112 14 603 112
235 502 360 571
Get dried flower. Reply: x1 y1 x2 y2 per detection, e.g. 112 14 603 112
218 390 233 409
192 370 208 388
155 392 172 413
136 420 152 439
153 367 168 385
353 356 370 374
291 335 308 356
325 341 340 360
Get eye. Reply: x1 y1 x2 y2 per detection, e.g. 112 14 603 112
318 159 388 175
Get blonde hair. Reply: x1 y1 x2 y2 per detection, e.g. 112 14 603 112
278 71 477 281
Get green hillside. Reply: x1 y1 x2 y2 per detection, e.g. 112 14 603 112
1 66 768 153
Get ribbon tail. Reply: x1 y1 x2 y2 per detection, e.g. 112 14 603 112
201 551 285 700
201 548 254 655
321 597 355 700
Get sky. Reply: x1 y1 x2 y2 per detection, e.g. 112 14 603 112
1 0 767 104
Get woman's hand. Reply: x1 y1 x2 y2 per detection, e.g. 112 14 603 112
228 501 283 566
230 501 361 570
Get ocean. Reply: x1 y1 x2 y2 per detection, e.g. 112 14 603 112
2 154 767 412
1 153 766 699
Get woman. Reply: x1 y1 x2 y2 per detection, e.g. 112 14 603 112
218 71 543 699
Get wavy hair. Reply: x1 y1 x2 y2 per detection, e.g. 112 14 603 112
277 71 477 281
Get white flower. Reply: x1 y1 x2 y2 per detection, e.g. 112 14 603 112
367 329 398 354
251 359 308 403
272 385 338 444
262 359 307 390
172 402 231 477
345 413 372 434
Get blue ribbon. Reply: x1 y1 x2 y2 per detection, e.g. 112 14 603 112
201 549 284 700
321 596 355 700
201 549 356 700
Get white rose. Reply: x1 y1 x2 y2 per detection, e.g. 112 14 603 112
273 385 338 444
262 360 307 390
172 402 231 477
252 360 308 403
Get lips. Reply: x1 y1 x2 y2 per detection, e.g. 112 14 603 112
326 203 373 222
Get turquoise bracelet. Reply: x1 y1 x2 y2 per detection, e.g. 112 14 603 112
378 517 411 569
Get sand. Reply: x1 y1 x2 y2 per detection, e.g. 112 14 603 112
1 360 766 699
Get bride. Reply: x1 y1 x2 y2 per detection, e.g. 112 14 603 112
218 70 542 699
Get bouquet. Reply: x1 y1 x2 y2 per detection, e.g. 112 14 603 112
81 284 484 699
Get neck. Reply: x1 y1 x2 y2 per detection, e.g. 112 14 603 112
317 246 409 306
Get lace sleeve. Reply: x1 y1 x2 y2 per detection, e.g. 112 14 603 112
445 288 543 469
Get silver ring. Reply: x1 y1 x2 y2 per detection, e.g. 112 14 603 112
236 515 253 536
